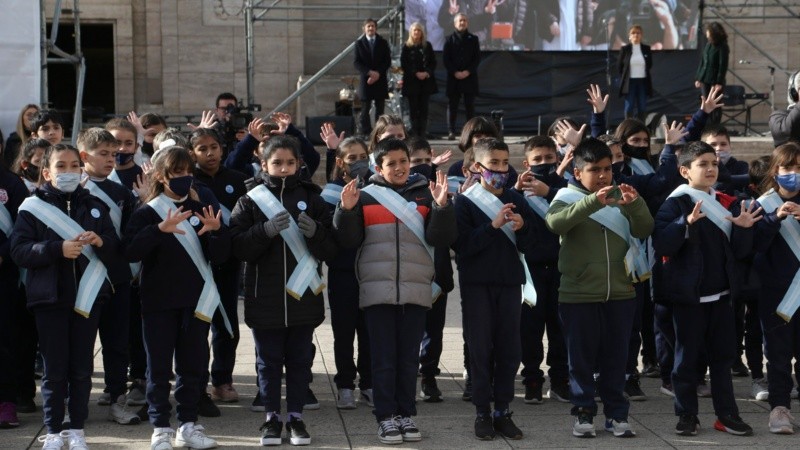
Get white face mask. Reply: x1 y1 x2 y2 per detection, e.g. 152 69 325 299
717 151 732 164
54 172 81 193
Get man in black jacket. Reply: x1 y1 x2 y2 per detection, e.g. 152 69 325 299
354 18 392 136
443 13 481 140
770 70 800 147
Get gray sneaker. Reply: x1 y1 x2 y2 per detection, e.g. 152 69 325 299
572 410 595 438
769 406 795 434
97 392 112 406
336 388 356 410
604 418 636 437
360 388 374 407
127 379 147 406
752 378 769 401
109 395 142 425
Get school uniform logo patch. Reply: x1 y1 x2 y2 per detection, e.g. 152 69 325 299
189 216 201 227
0 189 7 204
225 184 234 194
90 208 101 219
297 201 307 211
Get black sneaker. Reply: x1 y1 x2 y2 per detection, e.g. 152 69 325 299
624 376 647 401
548 382 571 403
493 412 523 439
197 393 221 417
286 417 311 446
714 414 753 436
136 403 149 422
675 414 699 436
15 397 36 413
260 417 283 446
474 414 495 440
304 388 320 410
524 381 543 404
420 377 442 403
572 409 596 438
377 417 402 444
396 416 422 442
731 359 750 377
251 393 265 412
462 378 473 402
642 362 661 378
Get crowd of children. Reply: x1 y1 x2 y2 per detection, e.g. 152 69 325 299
1 80 799 449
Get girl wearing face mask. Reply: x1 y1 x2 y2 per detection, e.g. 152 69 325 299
13 138 50 193
11 144 119 450
124 146 229 450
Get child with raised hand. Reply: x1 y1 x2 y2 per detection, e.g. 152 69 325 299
654 141 761 437
335 137 455 445
11 144 120 450
124 146 229 450
230 135 335 446
546 138 653 439
752 143 800 434
13 138 49 193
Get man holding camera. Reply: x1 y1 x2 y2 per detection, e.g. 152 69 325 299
213 92 244 157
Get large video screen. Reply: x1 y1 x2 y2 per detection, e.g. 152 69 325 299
404 0 700 51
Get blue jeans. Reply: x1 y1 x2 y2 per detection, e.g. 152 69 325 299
624 78 648 119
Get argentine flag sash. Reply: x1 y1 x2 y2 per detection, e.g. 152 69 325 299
108 169 122 185
218 204 232 226
447 176 465 194
758 190 800 322
247 185 325 299
361 184 442 302
19 196 109 317
668 184 732 239
629 158 655 176
86 180 142 278
147 194 232 334
320 183 343 206
524 192 549 219
0 201 12 238
463 184 537 306
553 188 651 282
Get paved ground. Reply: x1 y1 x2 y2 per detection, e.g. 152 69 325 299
6 267 795 449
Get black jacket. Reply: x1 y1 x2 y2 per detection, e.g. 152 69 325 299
618 43 653 97
230 173 336 330
443 30 481 96
86 178 138 285
0 167 30 281
401 42 438 97
354 34 392 100
696 42 729 85
11 184 119 310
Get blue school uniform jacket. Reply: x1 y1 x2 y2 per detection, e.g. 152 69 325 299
86 178 138 286
753 192 800 298
0 168 29 282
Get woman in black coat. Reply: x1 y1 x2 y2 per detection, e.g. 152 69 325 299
401 22 438 138
618 25 653 120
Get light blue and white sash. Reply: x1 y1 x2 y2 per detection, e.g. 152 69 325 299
0 201 12 238
247 185 325 299
447 176 465 194
320 183 343 206
524 192 549 219
108 169 122 185
463 183 537 306
668 184 732 239
553 188 651 282
628 158 655 176
86 179 141 278
361 184 442 302
758 190 800 322
19 197 109 317
147 194 232 334
218 204 232 226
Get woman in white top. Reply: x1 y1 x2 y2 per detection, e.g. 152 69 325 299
618 25 653 120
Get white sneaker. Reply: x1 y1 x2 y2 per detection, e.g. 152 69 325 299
769 406 795 434
752 378 769 401
109 395 142 425
360 389 374 407
60 430 88 450
175 423 218 449
604 419 636 437
336 388 356 410
38 433 65 450
151 428 174 450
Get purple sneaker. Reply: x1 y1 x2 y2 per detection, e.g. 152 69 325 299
0 402 20 428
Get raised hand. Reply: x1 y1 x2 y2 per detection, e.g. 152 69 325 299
247 117 268 143
340 178 361 211
187 110 219 131
263 210 291 238
271 112 292 135
77 231 103 248
429 170 449 207
701 85 725 113
664 121 689 145
158 207 192 235
777 201 799 219
586 84 609 114
555 146 574 177
616 183 640 205
133 172 150 198
686 200 706 225
449 0 459 15
491 203 517 229
556 121 586 148
485 0 498 14
431 149 453 166
725 200 763 228
62 239 84 259
195 206 222 236
127 111 146 137
297 212 318 238
320 122 345 149
514 170 534 191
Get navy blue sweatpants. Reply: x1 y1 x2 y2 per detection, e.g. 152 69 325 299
654 303 675 385
760 288 800 410
252 325 315 415
142 309 210 428
128 284 147 380
462 284 521 415
205 261 241 387
328 269 371 390
520 264 568 386
36 301 102 433
559 298 636 420
364 304 427 420
0 277 24 402
672 297 738 417
419 293 447 378
99 284 131 399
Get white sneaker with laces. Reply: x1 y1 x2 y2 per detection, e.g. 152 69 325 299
109 395 141 425
336 388 356 410
769 406 795 434
151 427 174 450
60 429 89 450
752 378 769 401
377 417 402 444
604 419 636 437
396 416 422 442
175 423 218 449
38 433 65 450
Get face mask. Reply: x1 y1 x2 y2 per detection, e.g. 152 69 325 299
141 141 154 156
557 144 568 156
612 161 626 176
717 151 732 164
622 143 650 160
347 159 370 181
478 163 509 189
116 153 134 166
54 172 81 193
410 164 433 180
168 175 194 197
529 162 557 178
23 165 40 181
468 169 482 183
776 173 800 192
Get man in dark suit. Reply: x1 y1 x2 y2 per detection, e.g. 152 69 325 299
354 18 392 136
443 13 481 140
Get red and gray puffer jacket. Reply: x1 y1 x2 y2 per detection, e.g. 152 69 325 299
333 173 456 309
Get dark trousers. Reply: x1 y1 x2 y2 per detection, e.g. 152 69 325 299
364 304 427 420
419 294 447 378
328 269 371 390
672 297 738 417
142 309 210 428
205 262 241 387
359 96 385 135
520 264 568 386
760 288 800 409
447 92 476 133
36 302 102 433
252 325 315 415
624 78 648 119
743 292 764 378
406 92 431 137
560 298 636 420
129 284 147 380
627 280 657 374
462 284 521 415
0 278 24 402
654 303 676 385
99 284 131 399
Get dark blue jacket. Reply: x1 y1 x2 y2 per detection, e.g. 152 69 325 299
11 184 119 310
193 165 248 215
615 145 680 216
124 196 230 313
224 126 320 181
87 178 138 285
753 192 800 298
115 165 144 192
715 157 750 196
454 186 538 286
0 168 29 281
653 190 754 304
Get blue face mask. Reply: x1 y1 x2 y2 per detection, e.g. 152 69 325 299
776 173 800 192
54 172 81 193
168 175 194 197
116 153 134 166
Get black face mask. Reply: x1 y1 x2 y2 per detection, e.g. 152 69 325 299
141 141 154 157
410 164 433 180
23 165 40 181
529 162 557 179
622 143 650 160
612 161 626 176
